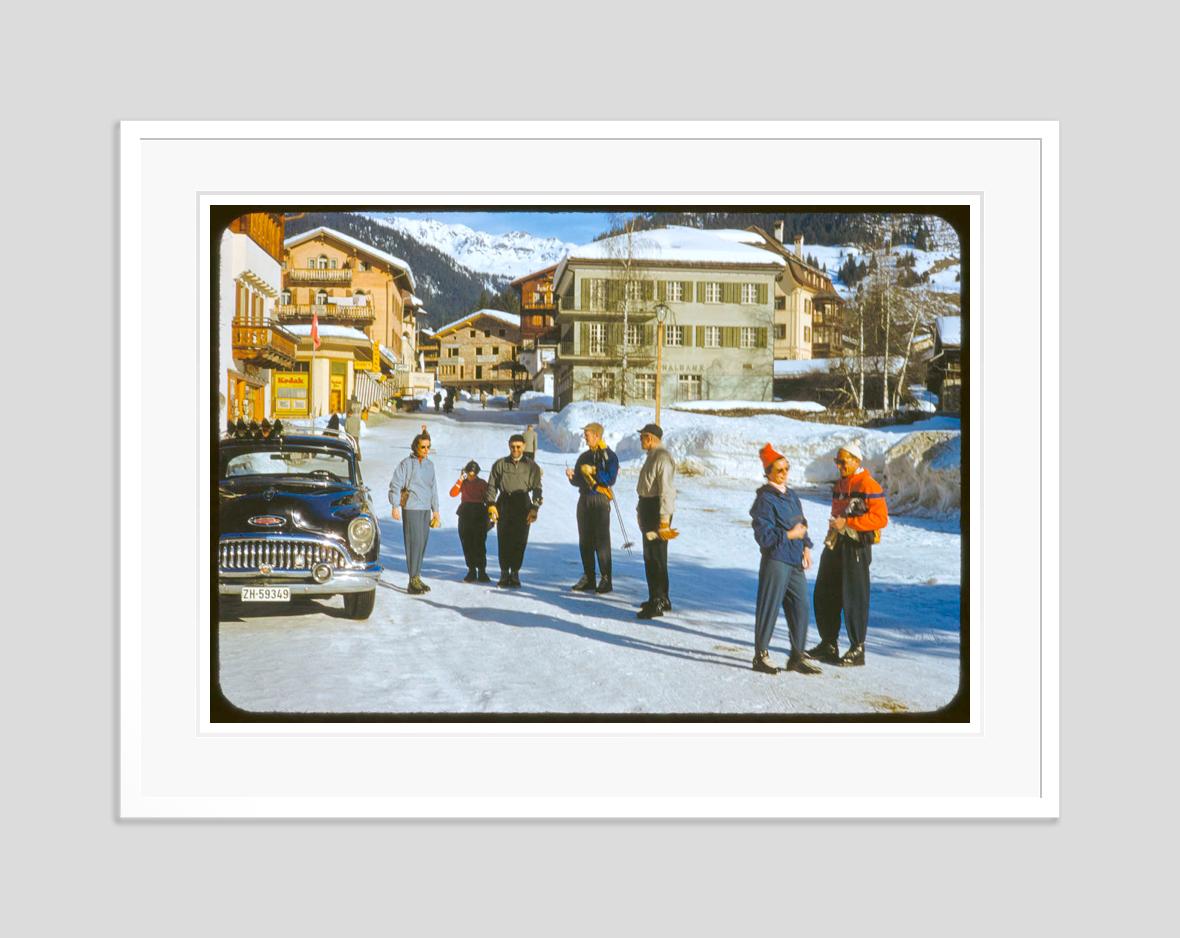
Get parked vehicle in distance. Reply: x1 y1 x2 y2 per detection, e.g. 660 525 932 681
218 418 381 619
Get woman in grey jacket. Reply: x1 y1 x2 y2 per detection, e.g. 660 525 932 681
388 432 441 594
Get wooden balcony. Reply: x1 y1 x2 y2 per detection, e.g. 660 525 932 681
287 268 353 285
274 304 375 326
231 319 298 368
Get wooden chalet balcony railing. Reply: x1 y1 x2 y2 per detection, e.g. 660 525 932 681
231 318 298 367
287 268 353 285
274 304 375 326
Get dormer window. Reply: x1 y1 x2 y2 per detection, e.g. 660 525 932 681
316 290 329 306
317 255 329 269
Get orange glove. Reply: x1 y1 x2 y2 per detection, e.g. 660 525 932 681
595 485 613 500
526 508 539 525
579 464 596 481
657 520 679 541
487 505 499 524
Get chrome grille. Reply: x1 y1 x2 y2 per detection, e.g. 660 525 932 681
218 537 347 572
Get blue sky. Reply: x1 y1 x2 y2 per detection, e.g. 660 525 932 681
373 211 630 244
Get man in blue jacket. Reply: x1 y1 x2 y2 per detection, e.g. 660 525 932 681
748 443 821 675
566 421 619 593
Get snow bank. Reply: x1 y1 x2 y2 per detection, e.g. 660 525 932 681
673 400 826 413
883 431 960 517
516 391 553 412
906 386 938 413
540 401 961 504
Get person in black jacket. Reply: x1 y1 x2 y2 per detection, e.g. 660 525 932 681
749 443 820 675
565 421 619 594
484 434 543 587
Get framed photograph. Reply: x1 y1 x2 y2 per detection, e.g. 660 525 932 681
120 121 1058 817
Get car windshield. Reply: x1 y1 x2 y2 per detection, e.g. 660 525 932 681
222 447 354 484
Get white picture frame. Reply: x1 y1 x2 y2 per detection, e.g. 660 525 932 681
120 120 1058 818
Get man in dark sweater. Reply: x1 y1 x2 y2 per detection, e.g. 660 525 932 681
565 421 619 594
485 434 544 587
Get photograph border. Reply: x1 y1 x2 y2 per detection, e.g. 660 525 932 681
120 121 1058 818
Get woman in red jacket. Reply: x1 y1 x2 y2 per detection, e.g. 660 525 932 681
808 442 888 667
450 460 491 582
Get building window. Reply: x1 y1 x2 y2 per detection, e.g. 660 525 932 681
588 279 606 310
678 374 702 400
804 327 811 343
804 297 813 316
590 371 615 401
634 372 656 399
666 281 683 302
358 260 368 272
741 283 758 304
704 326 721 348
316 290 329 306
470 330 476 338
775 324 786 340
280 290 291 305
476 347 484 356
492 346 499 355
446 347 459 358
625 323 644 347
317 255 328 269
664 325 684 347
703 282 721 303
329 257 337 269
625 280 643 302
476 366 483 380
775 296 786 310
588 322 606 356
740 327 759 348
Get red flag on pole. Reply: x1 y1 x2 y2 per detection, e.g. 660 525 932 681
311 310 321 350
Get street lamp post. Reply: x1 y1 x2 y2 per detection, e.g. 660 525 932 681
652 302 670 425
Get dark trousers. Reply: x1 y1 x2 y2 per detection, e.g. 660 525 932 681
754 557 809 657
576 491 612 580
456 502 488 573
496 491 532 575
637 496 670 604
813 536 872 647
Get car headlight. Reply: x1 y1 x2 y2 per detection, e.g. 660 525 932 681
347 516 376 554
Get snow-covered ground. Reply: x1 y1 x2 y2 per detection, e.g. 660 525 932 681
218 402 961 715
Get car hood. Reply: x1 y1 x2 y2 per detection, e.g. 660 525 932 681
219 478 370 537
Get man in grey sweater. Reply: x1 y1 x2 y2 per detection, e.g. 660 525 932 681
635 423 678 619
485 434 543 587
388 431 441 594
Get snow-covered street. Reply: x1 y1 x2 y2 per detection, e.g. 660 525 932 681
218 403 961 715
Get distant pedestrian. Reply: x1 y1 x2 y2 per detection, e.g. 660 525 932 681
522 423 538 462
566 421 618 594
749 444 820 675
485 433 543 587
808 442 889 667
433 390 442 412
635 423 678 619
388 431 441 594
480 389 488 409
450 460 491 582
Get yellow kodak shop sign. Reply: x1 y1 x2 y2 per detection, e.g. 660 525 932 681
272 372 309 416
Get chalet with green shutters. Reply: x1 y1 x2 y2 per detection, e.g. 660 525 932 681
550 226 784 409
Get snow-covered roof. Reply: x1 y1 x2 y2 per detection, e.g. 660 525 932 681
408 294 424 306
378 344 400 367
774 358 839 377
285 324 370 342
284 226 416 291
433 308 521 336
554 226 784 285
935 316 962 348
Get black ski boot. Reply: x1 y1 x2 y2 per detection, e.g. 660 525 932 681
805 640 841 665
463 568 477 583
595 576 613 594
571 574 595 591
839 644 866 667
477 568 491 583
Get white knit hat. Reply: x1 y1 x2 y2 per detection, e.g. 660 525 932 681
838 441 864 461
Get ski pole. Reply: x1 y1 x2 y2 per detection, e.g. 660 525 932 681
608 488 635 556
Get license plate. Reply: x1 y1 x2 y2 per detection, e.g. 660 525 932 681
241 586 290 602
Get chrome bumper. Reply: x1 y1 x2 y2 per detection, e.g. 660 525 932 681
219 564 381 596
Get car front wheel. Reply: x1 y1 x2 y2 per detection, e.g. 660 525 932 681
343 589 376 620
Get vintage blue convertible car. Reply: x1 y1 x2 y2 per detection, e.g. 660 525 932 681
218 419 381 619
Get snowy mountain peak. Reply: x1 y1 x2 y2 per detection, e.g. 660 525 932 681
364 214 576 280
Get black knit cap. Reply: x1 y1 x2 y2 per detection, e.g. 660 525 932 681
463 460 481 475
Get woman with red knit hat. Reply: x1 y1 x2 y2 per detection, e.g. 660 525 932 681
748 443 821 675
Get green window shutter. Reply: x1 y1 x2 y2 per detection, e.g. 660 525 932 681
644 324 654 347
756 327 767 348
644 280 654 300
722 326 737 348
606 280 621 311
580 279 590 310
657 281 666 301
684 281 694 302
695 325 705 347
608 323 623 351
757 283 768 305
697 282 708 303
579 322 589 353
723 282 737 304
